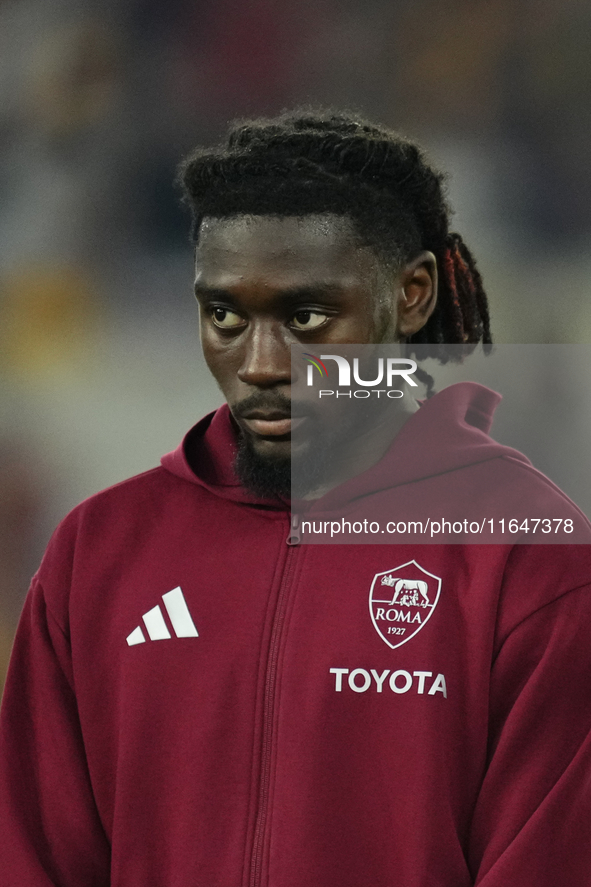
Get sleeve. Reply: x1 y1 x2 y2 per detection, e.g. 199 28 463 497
468 581 591 885
0 578 111 886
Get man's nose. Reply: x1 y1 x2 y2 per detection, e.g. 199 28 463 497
237 323 292 387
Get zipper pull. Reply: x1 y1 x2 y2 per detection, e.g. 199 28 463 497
286 513 301 546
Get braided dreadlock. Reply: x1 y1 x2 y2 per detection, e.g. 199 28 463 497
179 108 492 353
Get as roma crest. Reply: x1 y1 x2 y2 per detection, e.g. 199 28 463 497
369 560 441 650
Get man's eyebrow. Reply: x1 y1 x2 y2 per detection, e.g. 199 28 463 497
193 284 233 300
276 284 347 303
193 283 348 301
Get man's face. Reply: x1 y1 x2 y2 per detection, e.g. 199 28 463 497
194 213 435 493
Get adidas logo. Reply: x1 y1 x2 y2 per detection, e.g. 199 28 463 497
126 586 198 646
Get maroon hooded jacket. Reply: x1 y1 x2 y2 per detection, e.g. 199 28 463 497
2 382 591 887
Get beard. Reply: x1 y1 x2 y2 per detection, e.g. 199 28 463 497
232 383 395 501
234 435 291 500
234 431 335 501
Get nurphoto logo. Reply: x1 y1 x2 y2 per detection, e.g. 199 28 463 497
304 353 417 398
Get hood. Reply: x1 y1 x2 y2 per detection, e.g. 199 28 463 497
317 381 534 510
160 402 273 505
161 382 530 509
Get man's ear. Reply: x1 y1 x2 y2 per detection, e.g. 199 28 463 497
396 251 437 338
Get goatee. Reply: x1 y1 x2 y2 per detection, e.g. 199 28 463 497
234 433 334 500
234 435 292 500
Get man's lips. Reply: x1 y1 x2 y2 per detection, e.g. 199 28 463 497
238 413 307 437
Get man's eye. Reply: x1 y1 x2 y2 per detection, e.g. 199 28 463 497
211 307 245 329
290 310 328 331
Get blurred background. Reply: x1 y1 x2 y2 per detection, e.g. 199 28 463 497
2 0 591 687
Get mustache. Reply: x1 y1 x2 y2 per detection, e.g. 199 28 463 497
232 392 315 419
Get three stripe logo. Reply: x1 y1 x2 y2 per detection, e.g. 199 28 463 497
126 586 198 646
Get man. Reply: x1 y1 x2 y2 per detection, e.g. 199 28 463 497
1 110 591 887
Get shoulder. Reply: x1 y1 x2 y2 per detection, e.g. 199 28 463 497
34 465 205 613
41 466 182 549
489 454 591 544
494 542 591 647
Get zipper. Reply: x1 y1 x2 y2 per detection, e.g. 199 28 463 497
249 518 301 887
286 513 301 546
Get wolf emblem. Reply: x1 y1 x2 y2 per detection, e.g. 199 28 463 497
381 576 430 608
